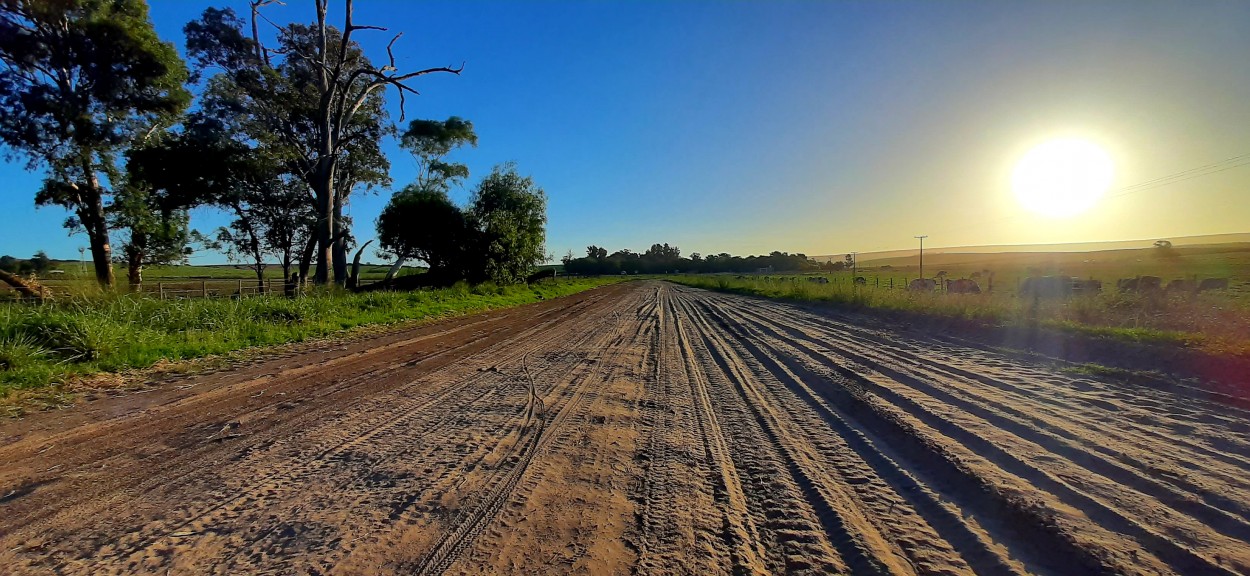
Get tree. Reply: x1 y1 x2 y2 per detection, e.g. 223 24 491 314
586 245 607 260
108 182 194 290
377 185 471 282
467 164 548 284
29 251 51 273
401 117 478 191
185 1 460 286
0 0 190 288
1153 239 1179 261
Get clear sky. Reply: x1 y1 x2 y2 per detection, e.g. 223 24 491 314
2 0 1249 262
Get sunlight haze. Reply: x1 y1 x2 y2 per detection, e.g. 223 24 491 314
1 0 1247 260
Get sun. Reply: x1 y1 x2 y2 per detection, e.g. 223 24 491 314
1012 138 1114 217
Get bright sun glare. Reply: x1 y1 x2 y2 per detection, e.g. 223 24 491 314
1012 139 1114 218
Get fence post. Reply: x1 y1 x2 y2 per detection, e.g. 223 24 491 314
237 279 243 296
159 282 165 300
202 280 208 298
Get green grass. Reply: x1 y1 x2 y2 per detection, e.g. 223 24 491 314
0 277 621 400
669 274 1250 354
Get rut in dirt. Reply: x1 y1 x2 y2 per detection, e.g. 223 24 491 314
1 280 1247 575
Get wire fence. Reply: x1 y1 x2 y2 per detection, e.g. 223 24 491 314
1 278 281 303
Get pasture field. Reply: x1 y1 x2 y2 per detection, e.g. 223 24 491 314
673 243 1250 356
0 277 620 405
2 282 1248 575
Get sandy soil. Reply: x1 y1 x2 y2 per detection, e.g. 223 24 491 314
2 280 1248 575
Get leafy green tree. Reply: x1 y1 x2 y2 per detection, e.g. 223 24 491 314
109 182 193 290
467 164 548 284
185 1 458 286
401 117 478 191
128 116 315 286
30 251 51 273
376 185 472 282
0 0 190 288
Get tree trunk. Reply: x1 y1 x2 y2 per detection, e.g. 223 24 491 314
128 258 143 293
348 240 372 290
0 269 52 302
126 235 145 293
298 230 318 285
332 192 348 287
313 162 335 285
385 256 406 281
280 251 292 289
81 168 115 289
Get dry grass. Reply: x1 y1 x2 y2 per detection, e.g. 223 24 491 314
669 275 1250 355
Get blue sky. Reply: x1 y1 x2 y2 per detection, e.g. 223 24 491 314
2 0 1249 262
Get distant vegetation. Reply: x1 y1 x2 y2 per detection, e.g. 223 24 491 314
562 244 846 275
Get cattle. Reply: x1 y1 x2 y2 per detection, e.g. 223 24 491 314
806 276 829 284
945 278 981 294
1166 279 1196 294
908 278 937 291
1118 275 1163 293
1072 279 1102 295
1198 278 1229 292
854 276 867 286
1019 276 1072 299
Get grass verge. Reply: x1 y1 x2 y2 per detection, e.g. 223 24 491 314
1 278 621 408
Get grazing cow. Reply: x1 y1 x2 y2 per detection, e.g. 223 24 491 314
1166 279 1196 294
1118 276 1163 293
1019 276 1072 299
945 278 981 294
1072 279 1102 295
1198 278 1230 292
909 278 937 291
854 276 867 286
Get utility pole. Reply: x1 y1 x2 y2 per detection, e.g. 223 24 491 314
850 252 858 283
914 235 927 281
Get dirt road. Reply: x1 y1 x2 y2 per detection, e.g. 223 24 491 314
2 281 1249 575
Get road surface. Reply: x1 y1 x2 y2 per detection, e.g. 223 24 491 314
2 281 1248 575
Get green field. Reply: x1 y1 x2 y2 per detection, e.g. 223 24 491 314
0 277 621 411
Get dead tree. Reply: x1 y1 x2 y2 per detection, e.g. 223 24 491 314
252 0 462 286
0 270 53 302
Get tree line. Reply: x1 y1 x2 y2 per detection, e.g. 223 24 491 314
0 252 52 275
561 244 853 275
0 0 546 292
